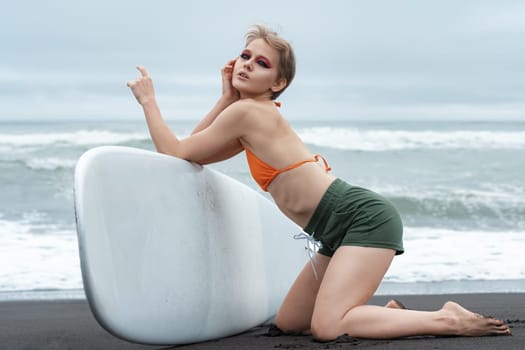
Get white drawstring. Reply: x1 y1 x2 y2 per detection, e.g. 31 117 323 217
293 231 322 280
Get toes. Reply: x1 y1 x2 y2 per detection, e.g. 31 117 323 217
492 328 512 336
484 317 505 326
393 299 407 309
487 320 511 336
493 324 509 331
384 300 396 308
385 299 407 309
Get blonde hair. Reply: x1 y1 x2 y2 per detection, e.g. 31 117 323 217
245 25 296 100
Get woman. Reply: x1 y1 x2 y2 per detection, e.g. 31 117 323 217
127 25 510 340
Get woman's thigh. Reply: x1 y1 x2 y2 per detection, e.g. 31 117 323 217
312 246 395 329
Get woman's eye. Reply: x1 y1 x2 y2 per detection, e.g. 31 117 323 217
240 53 250 59
257 60 269 68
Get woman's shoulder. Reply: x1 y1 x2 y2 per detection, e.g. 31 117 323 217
221 99 259 119
229 98 267 110
215 99 255 123
237 99 281 117
224 99 279 125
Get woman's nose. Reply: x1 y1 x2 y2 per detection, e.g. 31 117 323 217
243 59 253 71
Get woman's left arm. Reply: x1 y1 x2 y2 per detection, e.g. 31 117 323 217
191 59 239 135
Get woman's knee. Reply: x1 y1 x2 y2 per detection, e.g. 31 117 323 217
310 314 342 342
274 312 290 331
274 311 308 334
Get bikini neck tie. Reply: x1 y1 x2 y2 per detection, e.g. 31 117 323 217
293 231 322 280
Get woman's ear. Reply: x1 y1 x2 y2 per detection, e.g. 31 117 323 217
271 78 287 94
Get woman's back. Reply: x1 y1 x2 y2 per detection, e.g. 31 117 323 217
237 99 336 227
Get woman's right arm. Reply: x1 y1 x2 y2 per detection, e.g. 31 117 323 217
191 59 240 134
127 66 181 155
127 65 247 164
128 62 246 163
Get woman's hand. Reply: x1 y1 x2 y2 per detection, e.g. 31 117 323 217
127 66 156 105
221 59 240 102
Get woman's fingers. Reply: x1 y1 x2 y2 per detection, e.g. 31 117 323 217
127 78 141 87
137 65 149 77
127 66 150 87
223 58 237 71
127 66 150 85
127 66 155 105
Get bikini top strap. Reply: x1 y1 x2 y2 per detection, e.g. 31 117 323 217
277 154 331 175
277 159 316 174
314 154 332 172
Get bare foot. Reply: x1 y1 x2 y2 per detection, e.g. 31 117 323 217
385 299 406 309
440 301 511 336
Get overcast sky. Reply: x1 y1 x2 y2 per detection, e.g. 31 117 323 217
1 0 524 121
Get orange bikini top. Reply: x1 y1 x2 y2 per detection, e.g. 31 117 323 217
244 147 331 192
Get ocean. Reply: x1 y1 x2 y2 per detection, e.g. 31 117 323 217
1 119 524 298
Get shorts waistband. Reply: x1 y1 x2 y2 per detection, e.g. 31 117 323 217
303 178 345 240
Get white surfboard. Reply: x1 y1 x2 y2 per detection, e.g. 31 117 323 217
74 146 308 345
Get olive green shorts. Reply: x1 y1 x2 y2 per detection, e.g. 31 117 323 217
303 178 404 257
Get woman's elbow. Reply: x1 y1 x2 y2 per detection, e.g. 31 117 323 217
155 146 178 157
156 147 194 163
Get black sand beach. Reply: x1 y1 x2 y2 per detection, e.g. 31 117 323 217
1 293 523 350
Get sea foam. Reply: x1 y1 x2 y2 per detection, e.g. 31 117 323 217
0 215 82 291
25 157 78 170
1 214 523 292
298 127 525 151
385 227 525 283
0 130 148 147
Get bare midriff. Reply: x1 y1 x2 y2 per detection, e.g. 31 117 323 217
266 163 337 228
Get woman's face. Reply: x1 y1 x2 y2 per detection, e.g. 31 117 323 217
232 38 284 99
